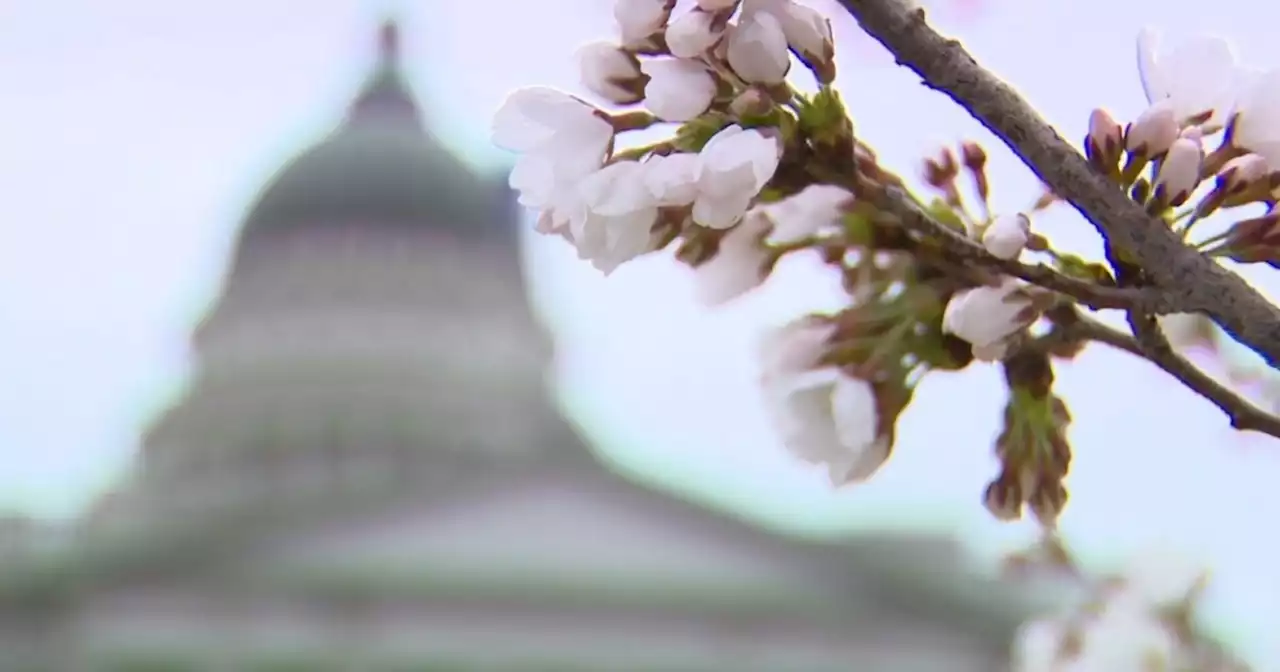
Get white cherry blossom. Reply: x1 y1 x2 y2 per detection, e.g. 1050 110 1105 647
1136 26 1241 131
744 0 833 68
758 316 888 486
692 124 782 228
493 88 614 211
760 184 854 244
576 42 645 105
981 213 1030 260
942 277 1037 351
640 58 717 121
726 11 791 84
1229 67 1280 168
759 315 834 381
615 0 674 49
666 9 723 58
570 161 664 273
694 208 773 305
766 370 888 486
642 152 702 206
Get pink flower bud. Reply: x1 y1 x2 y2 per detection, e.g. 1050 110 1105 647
1153 136 1204 207
1126 100 1179 157
1217 153 1270 195
1087 108 1123 156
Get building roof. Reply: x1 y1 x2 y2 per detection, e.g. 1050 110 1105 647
234 21 510 247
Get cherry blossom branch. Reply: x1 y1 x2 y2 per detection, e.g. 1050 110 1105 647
1040 306 1142 358
1042 306 1280 437
1125 312 1280 435
833 0 1280 371
861 181 1148 310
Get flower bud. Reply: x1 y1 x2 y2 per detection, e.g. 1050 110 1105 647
983 474 1024 522
982 213 1031 260
1126 100 1179 157
1217 153 1269 195
1152 136 1204 207
729 87 773 118
576 42 647 105
923 148 959 188
666 9 724 58
1085 107 1123 171
773 1 835 84
1221 210 1280 266
640 58 717 121
960 141 987 171
614 0 675 50
725 11 790 84
943 278 1039 350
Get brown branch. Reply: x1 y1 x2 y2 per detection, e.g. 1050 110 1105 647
867 183 1147 310
1125 312 1280 436
1046 309 1142 358
834 0 1280 371
1043 307 1280 438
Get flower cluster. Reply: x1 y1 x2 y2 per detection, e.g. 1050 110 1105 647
493 0 836 278
491 0 1094 512
491 7 1268 668
1085 28 1280 264
491 2 1276 540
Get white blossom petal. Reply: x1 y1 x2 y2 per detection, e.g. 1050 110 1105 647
762 184 854 244
640 58 717 121
694 209 772 305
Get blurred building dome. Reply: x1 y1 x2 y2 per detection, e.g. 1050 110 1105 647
237 20 504 243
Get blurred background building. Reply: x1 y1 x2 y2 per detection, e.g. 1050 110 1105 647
0 18 1053 672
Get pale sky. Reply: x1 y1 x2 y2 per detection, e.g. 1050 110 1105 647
2 0 1280 664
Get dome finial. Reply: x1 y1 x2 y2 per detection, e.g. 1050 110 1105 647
378 19 401 68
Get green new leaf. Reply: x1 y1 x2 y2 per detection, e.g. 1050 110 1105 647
672 113 732 152
924 198 966 234
1051 251 1116 286
796 86 852 147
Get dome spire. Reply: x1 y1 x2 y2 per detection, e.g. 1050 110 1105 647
378 19 401 69
346 18 420 128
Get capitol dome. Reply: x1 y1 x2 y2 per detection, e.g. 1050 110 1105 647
235 21 507 248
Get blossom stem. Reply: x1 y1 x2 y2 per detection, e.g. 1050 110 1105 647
608 110 659 132
1192 229 1232 253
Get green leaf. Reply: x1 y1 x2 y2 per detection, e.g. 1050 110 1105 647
1051 252 1116 285
841 210 875 246
924 198 966 233
795 86 851 146
672 113 732 152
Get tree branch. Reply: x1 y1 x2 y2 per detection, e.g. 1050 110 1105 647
834 0 1280 370
1043 307 1280 438
865 182 1147 310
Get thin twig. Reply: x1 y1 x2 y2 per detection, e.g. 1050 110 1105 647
1125 312 1280 436
1043 307 1280 438
833 0 1280 370
868 183 1148 310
